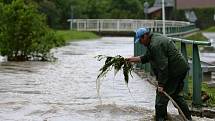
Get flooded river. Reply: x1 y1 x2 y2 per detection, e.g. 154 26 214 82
0 37 213 121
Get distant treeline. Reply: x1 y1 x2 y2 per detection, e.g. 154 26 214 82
2 0 214 29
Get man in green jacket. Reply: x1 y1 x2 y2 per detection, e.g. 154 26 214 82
127 28 192 121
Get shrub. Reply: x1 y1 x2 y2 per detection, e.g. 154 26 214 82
0 0 65 61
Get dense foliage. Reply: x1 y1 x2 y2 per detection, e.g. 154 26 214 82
0 0 65 61
35 0 215 29
194 8 215 29
3 0 214 29
2 0 154 29
0 0 214 62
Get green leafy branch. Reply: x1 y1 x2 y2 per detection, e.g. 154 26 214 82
95 55 133 84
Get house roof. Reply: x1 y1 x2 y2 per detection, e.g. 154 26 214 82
146 0 174 14
147 6 161 14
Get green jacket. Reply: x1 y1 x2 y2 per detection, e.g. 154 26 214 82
140 33 189 86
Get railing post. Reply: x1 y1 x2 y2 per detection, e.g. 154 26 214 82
181 42 189 96
134 36 150 71
97 20 99 32
84 20 87 31
69 20 73 30
134 36 138 56
100 20 103 31
77 20 79 31
134 36 141 69
117 20 120 32
192 44 202 106
177 27 179 33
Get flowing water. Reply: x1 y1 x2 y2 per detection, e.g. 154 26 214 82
0 37 213 121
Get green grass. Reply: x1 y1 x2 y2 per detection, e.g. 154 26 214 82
179 32 215 106
55 30 100 42
184 32 208 41
175 32 208 57
203 26 215 32
185 32 208 56
187 79 215 107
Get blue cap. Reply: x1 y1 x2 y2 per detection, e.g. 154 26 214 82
135 27 149 43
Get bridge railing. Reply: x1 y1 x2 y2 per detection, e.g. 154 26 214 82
134 36 211 106
68 19 197 36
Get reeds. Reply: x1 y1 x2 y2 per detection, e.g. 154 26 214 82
95 55 133 101
96 55 133 84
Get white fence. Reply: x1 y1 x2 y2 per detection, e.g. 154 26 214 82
67 19 194 32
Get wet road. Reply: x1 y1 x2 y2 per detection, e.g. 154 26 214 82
203 32 215 47
201 32 215 64
0 37 213 121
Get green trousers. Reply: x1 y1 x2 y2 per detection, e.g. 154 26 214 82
155 72 192 121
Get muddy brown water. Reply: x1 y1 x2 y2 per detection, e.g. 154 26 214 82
0 37 213 121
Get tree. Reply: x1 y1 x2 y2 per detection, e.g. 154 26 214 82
194 8 215 29
0 0 64 61
84 0 110 19
109 0 143 19
37 0 61 29
2 0 13 4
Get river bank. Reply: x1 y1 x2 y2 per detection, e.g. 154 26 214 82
204 26 215 32
55 30 100 42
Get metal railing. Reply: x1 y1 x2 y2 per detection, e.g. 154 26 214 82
68 19 198 36
134 36 211 106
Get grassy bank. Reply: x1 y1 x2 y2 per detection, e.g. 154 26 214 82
179 32 208 56
183 32 215 106
201 83 215 107
55 30 100 42
203 26 215 32
184 32 208 41
187 79 215 107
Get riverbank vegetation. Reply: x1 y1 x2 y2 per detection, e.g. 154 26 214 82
2 0 213 29
181 32 215 106
179 32 208 56
56 30 100 42
187 79 215 107
0 0 65 61
0 0 99 61
184 32 208 41
0 0 214 61
204 26 215 32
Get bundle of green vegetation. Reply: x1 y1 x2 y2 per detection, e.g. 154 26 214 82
96 55 134 97
96 55 133 84
0 0 65 61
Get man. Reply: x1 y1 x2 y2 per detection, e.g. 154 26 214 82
127 28 192 121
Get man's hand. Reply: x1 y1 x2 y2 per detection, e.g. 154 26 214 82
126 56 141 63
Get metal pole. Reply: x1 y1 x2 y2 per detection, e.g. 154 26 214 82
144 2 149 19
70 6 74 30
192 44 202 105
162 0 166 35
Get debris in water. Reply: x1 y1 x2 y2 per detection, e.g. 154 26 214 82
95 55 133 83
95 55 133 102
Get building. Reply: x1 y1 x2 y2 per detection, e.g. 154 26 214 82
146 0 215 22
146 0 174 19
176 0 215 9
